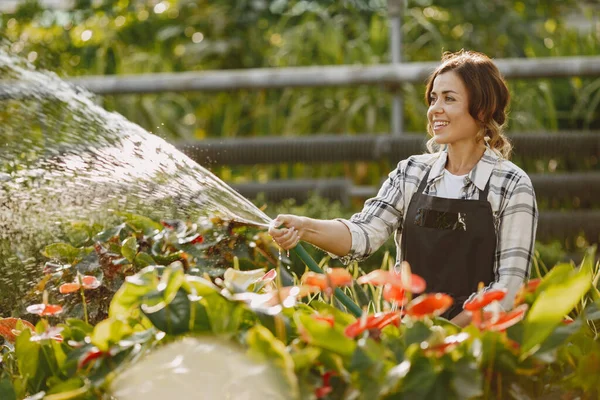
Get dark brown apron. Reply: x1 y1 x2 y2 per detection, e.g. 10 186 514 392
400 167 496 319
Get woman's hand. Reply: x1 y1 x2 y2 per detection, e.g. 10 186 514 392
268 214 306 250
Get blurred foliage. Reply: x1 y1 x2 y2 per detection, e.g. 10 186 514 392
0 0 599 143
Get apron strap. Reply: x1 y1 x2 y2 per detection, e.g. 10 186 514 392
479 175 491 201
417 168 432 194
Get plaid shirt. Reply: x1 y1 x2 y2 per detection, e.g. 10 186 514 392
335 147 538 310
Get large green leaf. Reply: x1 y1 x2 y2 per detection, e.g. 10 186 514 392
452 358 483 399
521 267 592 357
121 237 138 263
142 289 191 335
42 243 89 264
246 325 298 396
294 313 356 358
0 377 17 400
91 318 133 352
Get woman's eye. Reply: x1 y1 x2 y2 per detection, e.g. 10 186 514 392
429 96 437 103
446 96 455 101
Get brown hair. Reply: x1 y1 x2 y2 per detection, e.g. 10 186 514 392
424 50 512 159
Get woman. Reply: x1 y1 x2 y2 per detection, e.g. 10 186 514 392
268 50 538 327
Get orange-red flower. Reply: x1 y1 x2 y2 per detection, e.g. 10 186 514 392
0 318 35 343
344 311 401 338
405 293 453 318
514 278 542 306
312 314 335 328
382 284 409 305
423 332 470 356
78 347 107 369
59 275 101 294
357 268 426 294
301 268 353 291
477 304 529 332
463 289 507 311
26 303 63 317
315 371 335 399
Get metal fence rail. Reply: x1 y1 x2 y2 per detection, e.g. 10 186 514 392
178 131 600 166
61 56 600 95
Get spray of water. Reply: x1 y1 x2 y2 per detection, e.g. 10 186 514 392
0 48 273 314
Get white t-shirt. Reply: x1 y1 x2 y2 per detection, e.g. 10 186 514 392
437 169 467 199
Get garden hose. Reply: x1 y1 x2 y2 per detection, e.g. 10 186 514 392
292 243 363 317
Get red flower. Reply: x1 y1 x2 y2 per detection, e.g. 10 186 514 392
312 314 335 328
190 234 204 245
315 371 335 399
78 347 107 369
59 275 101 294
344 311 401 338
514 278 542 306
301 268 353 291
406 293 453 318
477 304 528 332
382 284 409 305
258 269 277 284
357 268 426 294
463 289 507 311
424 332 470 356
26 303 63 317
0 318 35 343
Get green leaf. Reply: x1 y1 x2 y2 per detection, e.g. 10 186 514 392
290 347 321 372
521 267 592 357
142 289 191 335
94 223 126 242
0 377 17 400
134 252 155 268
404 321 432 347
119 213 163 236
109 266 160 319
91 319 133 352
121 237 138 263
246 325 298 396
309 302 356 327
294 313 356 358
452 358 483 399
42 243 88 264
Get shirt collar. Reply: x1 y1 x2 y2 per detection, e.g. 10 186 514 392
427 147 499 191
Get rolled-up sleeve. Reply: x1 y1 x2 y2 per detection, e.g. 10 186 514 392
483 174 538 311
330 163 406 264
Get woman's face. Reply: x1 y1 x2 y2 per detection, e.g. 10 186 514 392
427 71 480 146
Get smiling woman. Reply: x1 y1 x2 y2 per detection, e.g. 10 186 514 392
269 50 538 328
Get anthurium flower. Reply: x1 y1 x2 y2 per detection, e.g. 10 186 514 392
59 275 101 294
514 278 542 306
478 304 529 332
406 293 453 318
423 332 470 356
357 268 426 294
232 285 319 312
344 311 401 338
78 347 107 369
382 284 409 305
463 288 507 311
26 303 63 317
312 314 335 328
0 318 35 343
30 326 64 343
315 371 335 399
301 268 353 291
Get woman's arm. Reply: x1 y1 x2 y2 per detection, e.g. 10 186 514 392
269 162 407 261
268 216 352 256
